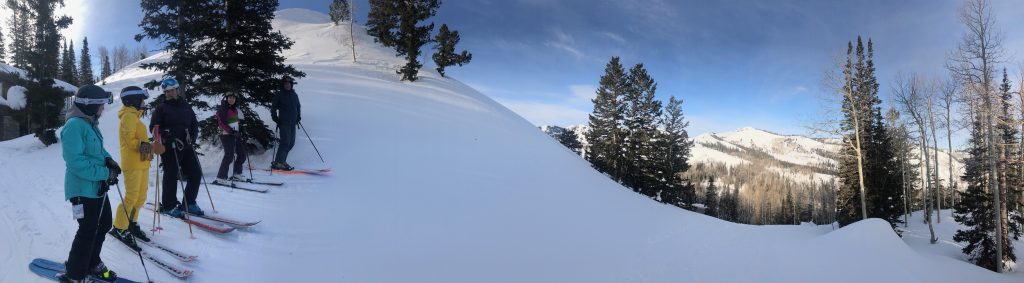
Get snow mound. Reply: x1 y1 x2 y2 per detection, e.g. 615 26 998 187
1 85 27 110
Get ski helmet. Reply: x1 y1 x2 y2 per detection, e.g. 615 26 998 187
73 85 113 117
120 86 149 109
161 78 180 91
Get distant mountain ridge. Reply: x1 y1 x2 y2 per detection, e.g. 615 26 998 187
542 125 964 189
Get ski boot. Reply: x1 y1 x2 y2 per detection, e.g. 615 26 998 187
271 162 294 171
165 205 185 219
230 173 251 182
212 177 233 186
90 262 117 282
182 203 204 216
129 222 151 243
109 228 140 251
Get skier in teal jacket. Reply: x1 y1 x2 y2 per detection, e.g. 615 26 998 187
60 84 122 282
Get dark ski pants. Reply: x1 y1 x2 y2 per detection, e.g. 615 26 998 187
275 124 296 164
218 135 247 179
161 145 201 209
66 195 112 280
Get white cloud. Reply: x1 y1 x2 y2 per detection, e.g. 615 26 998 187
58 0 88 42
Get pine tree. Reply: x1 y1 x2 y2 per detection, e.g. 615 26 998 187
329 0 351 24
704 177 719 217
23 0 72 145
138 0 302 148
656 96 692 205
432 24 471 77
78 37 94 85
366 0 399 47
997 69 1024 239
782 188 795 224
366 0 441 81
0 18 5 63
586 57 627 181
6 0 33 68
58 40 75 85
137 0 222 105
98 46 112 81
954 117 1015 271
835 37 904 230
621 63 663 197
556 127 583 156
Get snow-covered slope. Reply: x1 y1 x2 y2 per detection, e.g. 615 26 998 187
0 8 1016 283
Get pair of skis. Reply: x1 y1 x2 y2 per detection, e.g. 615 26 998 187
29 258 142 283
107 236 195 279
143 203 260 234
206 178 282 193
30 237 199 280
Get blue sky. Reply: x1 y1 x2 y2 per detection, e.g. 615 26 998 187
9 0 1024 136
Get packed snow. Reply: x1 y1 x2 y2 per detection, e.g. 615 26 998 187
0 8 1017 283
0 85 27 110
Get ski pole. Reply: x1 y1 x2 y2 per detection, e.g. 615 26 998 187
298 121 325 163
185 133 215 212
170 142 195 239
271 126 279 176
114 181 154 283
152 157 161 234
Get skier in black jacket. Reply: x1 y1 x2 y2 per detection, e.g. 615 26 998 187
271 76 300 171
149 78 204 218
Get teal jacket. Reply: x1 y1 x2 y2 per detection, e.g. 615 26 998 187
61 107 112 200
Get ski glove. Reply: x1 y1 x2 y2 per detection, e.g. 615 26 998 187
105 157 121 177
99 181 110 196
139 141 154 161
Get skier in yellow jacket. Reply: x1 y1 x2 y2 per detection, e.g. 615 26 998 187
109 86 153 251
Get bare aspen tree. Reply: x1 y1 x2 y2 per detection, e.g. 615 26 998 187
948 0 1006 272
814 49 869 221
926 78 943 222
939 78 960 207
893 73 938 243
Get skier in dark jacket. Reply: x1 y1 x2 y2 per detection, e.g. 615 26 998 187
271 76 300 171
60 84 121 282
213 91 249 185
149 78 204 218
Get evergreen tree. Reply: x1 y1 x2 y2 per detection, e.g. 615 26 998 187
137 0 222 106
704 177 719 217
78 37 94 85
99 46 112 81
192 0 304 148
718 185 734 221
586 57 627 181
0 18 5 63
556 127 583 156
621 63 663 197
835 37 904 230
329 0 351 24
23 0 72 145
58 40 76 85
954 117 1015 271
366 0 441 81
997 69 1024 239
138 0 302 148
6 0 33 68
366 0 399 47
656 96 693 205
432 24 471 77
782 188 795 224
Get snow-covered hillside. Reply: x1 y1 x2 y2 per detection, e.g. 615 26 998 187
0 8 1017 283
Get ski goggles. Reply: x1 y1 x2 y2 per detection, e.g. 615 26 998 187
120 89 149 99
72 93 114 105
